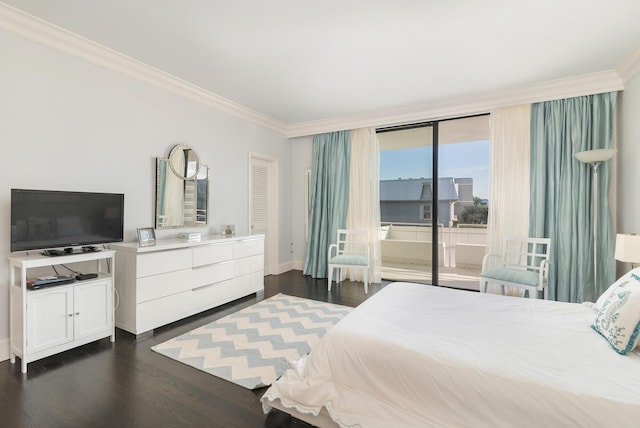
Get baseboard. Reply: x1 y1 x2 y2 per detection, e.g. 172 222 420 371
0 338 10 362
291 260 305 271
277 261 295 275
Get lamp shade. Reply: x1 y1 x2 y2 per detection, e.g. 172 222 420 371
575 148 617 163
614 233 640 263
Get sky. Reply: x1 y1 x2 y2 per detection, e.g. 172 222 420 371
380 140 490 199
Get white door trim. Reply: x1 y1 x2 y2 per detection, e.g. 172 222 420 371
248 152 278 276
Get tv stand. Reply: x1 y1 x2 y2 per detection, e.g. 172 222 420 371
8 250 115 373
41 247 102 257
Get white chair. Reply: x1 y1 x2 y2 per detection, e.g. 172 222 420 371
328 229 370 293
479 237 551 299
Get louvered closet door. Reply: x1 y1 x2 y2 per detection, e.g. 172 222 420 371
250 156 273 275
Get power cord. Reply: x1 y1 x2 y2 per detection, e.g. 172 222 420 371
60 264 82 276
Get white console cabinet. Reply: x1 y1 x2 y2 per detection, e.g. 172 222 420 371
9 250 115 373
110 234 264 337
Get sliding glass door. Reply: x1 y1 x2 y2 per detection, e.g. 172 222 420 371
378 115 489 289
378 124 436 284
436 116 490 290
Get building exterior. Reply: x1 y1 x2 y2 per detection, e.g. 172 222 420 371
380 177 474 225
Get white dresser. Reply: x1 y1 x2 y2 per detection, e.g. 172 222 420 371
110 234 264 337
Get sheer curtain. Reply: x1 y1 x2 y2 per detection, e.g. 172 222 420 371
487 105 531 258
529 92 617 302
303 131 351 278
344 127 382 283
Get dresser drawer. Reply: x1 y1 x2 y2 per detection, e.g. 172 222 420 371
192 242 233 267
233 237 264 259
137 260 235 303
191 260 234 288
137 289 195 333
137 269 190 303
234 271 264 295
137 249 191 278
137 277 257 333
234 254 264 276
191 275 261 312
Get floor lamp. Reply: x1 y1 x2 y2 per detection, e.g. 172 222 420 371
575 148 617 294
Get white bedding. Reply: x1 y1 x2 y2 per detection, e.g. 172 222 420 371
261 282 640 427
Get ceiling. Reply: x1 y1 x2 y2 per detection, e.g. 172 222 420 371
3 0 640 130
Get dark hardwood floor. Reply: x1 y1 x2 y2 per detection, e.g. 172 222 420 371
0 271 386 428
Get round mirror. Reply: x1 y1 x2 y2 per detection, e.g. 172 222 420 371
168 144 201 180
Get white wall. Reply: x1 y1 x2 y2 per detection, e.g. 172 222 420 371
0 30 292 352
617 72 640 272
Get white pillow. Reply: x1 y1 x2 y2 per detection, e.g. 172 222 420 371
595 266 640 311
592 274 640 355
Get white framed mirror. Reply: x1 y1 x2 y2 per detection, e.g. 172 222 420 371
155 144 210 229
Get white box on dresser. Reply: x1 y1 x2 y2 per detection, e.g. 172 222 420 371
110 234 264 337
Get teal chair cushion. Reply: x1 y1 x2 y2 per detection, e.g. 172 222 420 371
480 268 540 287
329 254 367 266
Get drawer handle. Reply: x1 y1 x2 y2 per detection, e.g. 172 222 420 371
192 260 233 270
192 283 217 292
201 242 232 248
238 238 261 243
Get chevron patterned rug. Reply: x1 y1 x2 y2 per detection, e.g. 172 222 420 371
151 293 352 389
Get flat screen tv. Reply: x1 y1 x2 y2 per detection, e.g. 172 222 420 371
10 188 124 253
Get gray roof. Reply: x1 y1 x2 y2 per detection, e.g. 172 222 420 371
379 177 461 202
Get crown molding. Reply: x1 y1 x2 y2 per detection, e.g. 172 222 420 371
617 43 640 83
286 70 625 137
0 2 631 139
0 3 288 134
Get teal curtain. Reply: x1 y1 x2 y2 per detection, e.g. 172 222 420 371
529 92 617 302
303 131 351 278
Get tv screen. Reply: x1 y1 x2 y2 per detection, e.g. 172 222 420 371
10 189 124 253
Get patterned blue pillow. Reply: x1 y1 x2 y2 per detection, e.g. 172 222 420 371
595 267 640 311
592 274 640 355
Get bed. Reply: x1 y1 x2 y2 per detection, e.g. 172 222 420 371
261 281 640 427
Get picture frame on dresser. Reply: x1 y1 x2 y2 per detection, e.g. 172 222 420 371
137 227 156 246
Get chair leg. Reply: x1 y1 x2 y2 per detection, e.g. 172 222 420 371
364 269 369 294
328 265 333 292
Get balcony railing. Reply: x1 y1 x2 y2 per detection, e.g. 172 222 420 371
380 222 487 290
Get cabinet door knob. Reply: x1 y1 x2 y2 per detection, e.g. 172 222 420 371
75 312 80 316
68 314 73 317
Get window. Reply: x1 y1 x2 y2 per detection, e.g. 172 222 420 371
420 204 432 221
